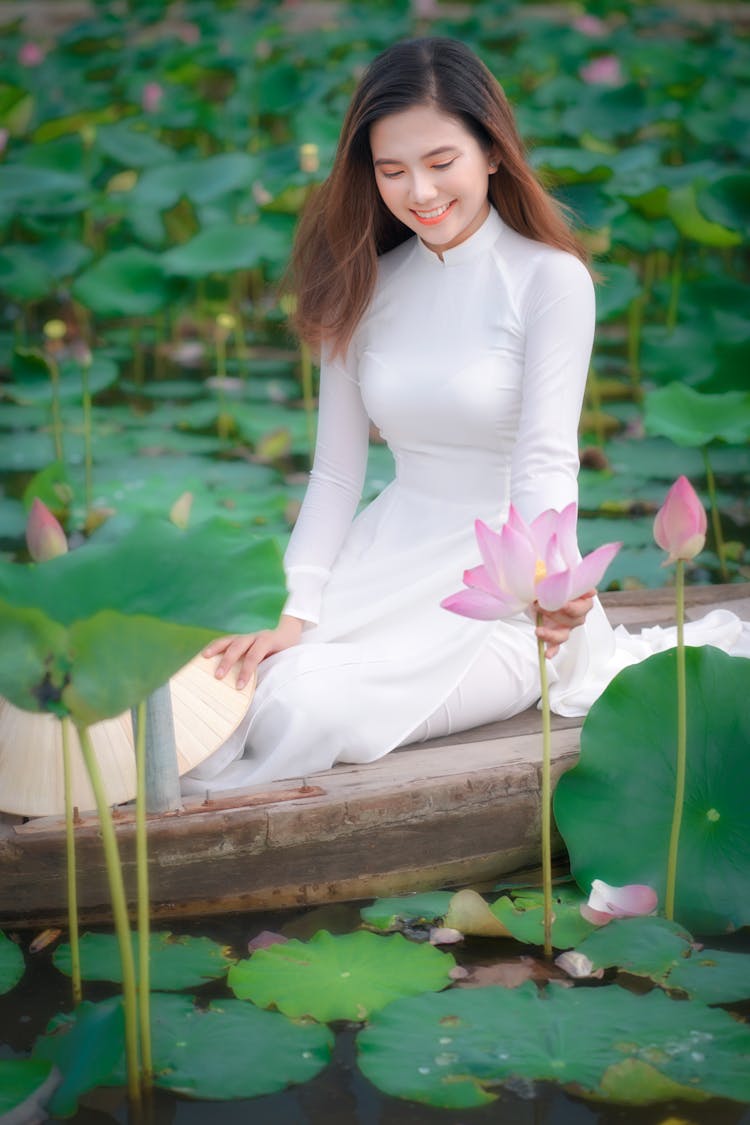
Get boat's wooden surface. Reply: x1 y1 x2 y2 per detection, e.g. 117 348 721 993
1 583 748 928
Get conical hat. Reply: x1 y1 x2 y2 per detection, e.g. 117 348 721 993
0 654 255 818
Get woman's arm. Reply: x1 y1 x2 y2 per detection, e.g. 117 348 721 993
206 345 370 686
511 251 597 656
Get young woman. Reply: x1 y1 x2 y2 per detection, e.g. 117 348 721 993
182 38 746 795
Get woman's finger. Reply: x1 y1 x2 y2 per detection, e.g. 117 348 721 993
236 640 272 689
215 635 258 679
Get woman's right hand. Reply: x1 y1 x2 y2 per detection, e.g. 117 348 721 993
203 614 304 690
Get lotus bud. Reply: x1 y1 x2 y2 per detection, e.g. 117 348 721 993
43 319 67 342
80 123 96 149
580 55 623 86
216 312 236 335
26 498 68 562
299 143 319 173
279 294 297 317
653 475 707 566
107 169 138 194
141 82 163 113
18 42 44 67
169 491 193 530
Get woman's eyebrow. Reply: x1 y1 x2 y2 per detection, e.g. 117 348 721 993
373 145 458 167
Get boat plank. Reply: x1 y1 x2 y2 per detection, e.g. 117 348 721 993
1 584 747 927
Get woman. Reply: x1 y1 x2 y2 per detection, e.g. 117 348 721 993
181 38 632 793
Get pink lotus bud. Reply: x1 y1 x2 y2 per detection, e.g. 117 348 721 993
141 82 163 113
653 475 707 565
26 499 68 562
18 42 44 67
580 55 623 86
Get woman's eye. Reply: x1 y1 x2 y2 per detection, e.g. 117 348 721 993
382 170 403 179
433 160 455 170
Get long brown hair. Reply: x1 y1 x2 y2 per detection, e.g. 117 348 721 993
290 37 589 355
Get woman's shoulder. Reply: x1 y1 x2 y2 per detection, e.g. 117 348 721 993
496 224 594 312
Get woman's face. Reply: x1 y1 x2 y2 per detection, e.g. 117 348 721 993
370 103 496 256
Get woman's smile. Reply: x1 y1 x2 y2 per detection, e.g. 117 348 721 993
411 200 457 224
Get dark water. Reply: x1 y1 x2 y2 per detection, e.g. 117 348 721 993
2 904 749 1125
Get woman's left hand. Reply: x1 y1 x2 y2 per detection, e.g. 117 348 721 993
535 589 596 659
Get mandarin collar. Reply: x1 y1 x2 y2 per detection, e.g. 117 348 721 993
416 204 504 267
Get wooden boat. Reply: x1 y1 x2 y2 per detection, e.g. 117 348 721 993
1 584 748 929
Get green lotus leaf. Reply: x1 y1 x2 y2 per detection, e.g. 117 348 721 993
531 145 613 181
72 247 180 317
95 121 177 168
0 245 55 300
0 518 286 720
490 885 598 949
573 916 692 982
643 383 750 446
0 165 90 219
666 948 750 1005
228 929 455 1022
8 350 118 405
357 983 750 1108
53 931 235 990
668 183 743 248
0 930 25 994
0 1059 59 1119
697 173 750 237
360 892 454 932
554 647 750 934
162 217 291 277
32 996 125 1118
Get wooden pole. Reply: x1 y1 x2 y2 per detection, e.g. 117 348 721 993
132 686 182 814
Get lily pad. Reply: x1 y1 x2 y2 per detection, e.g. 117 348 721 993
228 929 454 1022
490 885 599 950
667 948 750 1005
53 931 235 990
357 982 750 1108
0 1058 59 1120
360 892 454 932
72 247 181 317
572 916 692 983
0 930 25 994
554 647 750 934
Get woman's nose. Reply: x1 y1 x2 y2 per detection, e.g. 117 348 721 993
409 170 438 205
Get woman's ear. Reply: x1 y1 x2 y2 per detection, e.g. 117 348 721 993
487 149 500 174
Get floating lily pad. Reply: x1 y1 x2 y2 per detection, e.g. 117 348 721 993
490 886 598 950
148 993 333 1099
0 1058 59 1119
228 929 454 1022
667 948 750 1005
357 982 750 1108
0 930 25 994
572 916 692 983
554 647 750 934
53 931 235 990
360 892 454 933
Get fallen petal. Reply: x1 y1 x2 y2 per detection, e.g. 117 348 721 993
555 950 599 978
428 927 464 945
588 879 658 918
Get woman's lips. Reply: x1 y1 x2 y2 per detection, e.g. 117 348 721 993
411 199 457 225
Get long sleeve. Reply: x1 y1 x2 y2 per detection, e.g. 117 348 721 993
281 345 370 624
510 252 595 523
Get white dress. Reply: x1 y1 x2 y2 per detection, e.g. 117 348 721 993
183 207 749 794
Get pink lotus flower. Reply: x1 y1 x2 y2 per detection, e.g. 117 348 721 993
18 42 44 67
26 499 68 562
580 879 658 926
580 55 623 86
141 82 163 113
441 502 621 621
653 475 707 565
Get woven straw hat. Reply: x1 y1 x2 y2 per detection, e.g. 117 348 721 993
0 653 255 818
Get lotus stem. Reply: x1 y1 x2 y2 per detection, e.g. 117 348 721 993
81 353 93 520
47 353 65 464
131 321 144 386
61 718 82 1007
536 614 553 959
627 296 642 389
300 342 316 467
701 447 728 581
666 240 683 332
135 700 153 1089
665 560 687 921
77 725 141 1106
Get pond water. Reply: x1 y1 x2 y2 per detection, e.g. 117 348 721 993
2 902 749 1124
